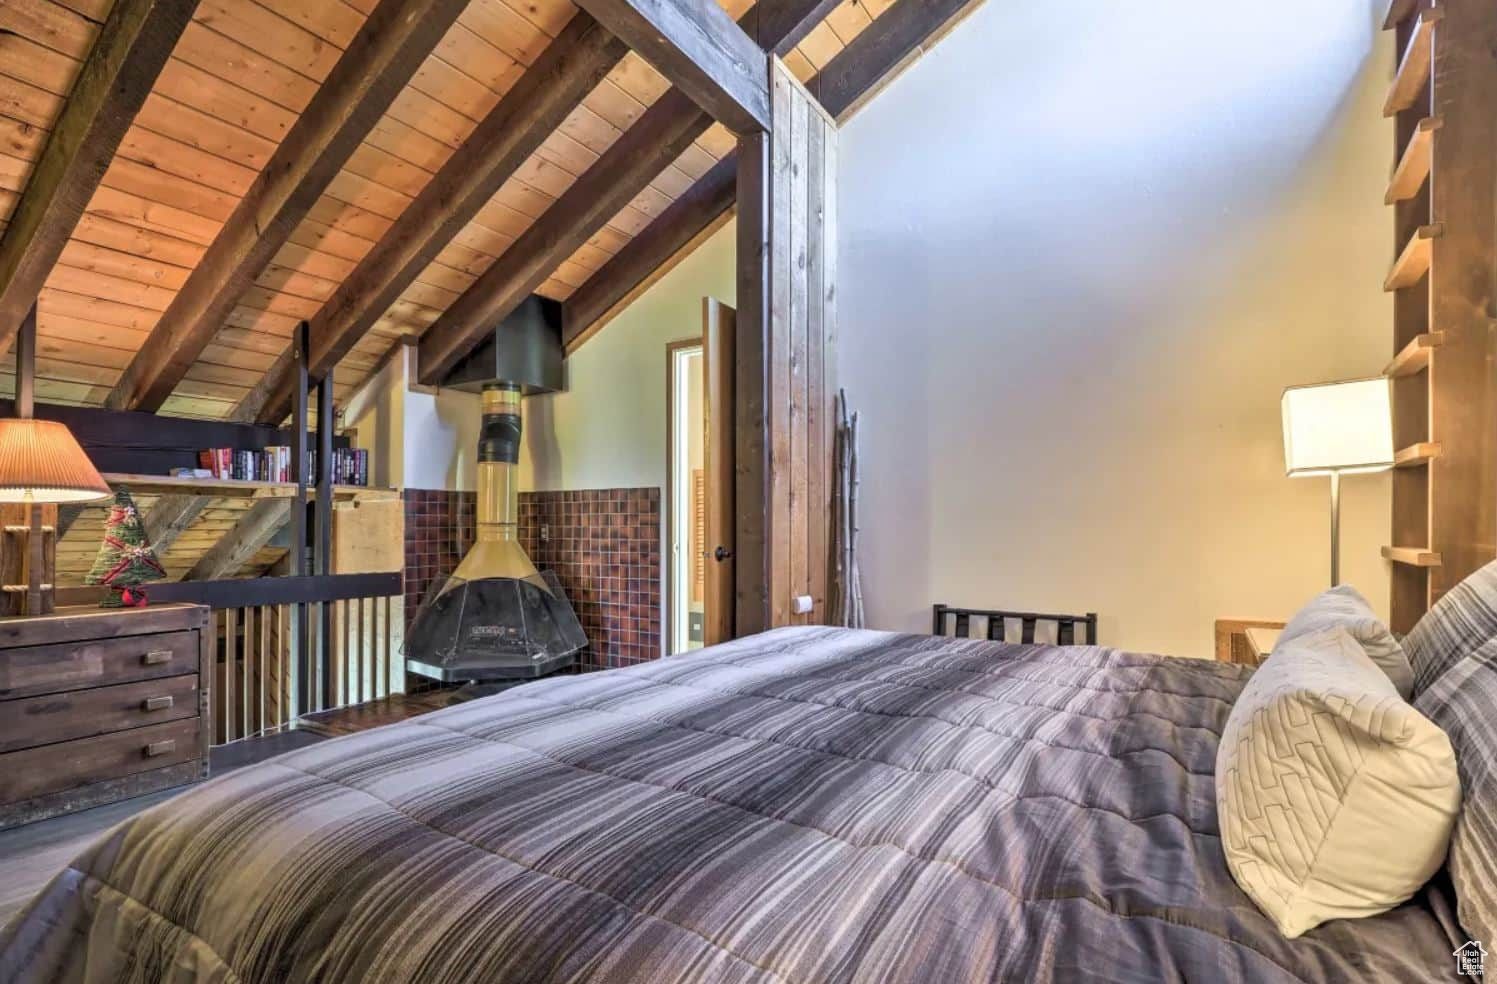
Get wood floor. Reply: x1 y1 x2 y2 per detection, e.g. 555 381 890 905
298 688 456 736
0 690 452 930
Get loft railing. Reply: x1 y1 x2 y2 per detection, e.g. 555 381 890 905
60 572 403 744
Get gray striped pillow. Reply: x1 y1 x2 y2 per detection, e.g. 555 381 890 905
1415 637 1497 946
1404 559 1497 695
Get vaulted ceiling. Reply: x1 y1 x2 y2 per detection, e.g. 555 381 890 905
0 0 906 422
2 0 976 586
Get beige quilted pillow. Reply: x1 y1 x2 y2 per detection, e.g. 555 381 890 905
1216 625 1461 938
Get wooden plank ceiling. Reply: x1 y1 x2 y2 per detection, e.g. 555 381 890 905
0 0 884 422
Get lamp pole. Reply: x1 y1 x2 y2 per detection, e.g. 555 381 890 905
1329 470 1341 587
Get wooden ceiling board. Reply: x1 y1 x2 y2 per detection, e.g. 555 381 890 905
132 93 278 172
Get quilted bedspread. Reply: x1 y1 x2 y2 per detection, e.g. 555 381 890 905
0 627 1465 983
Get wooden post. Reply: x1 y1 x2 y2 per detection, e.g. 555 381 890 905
735 130 771 637
16 305 35 419
732 61 838 635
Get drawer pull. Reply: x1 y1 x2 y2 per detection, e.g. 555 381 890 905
142 695 174 712
142 649 173 666
144 739 176 758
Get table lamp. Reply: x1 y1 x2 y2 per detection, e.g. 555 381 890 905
1281 377 1394 587
0 418 111 614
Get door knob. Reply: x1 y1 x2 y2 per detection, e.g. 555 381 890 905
714 546 733 562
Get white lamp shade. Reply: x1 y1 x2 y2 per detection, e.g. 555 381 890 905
1282 377 1395 476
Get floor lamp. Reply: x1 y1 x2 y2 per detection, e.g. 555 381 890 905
1282 378 1394 587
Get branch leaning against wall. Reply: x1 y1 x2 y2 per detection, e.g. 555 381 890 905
830 389 864 628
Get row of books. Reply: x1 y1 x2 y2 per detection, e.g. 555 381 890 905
195 447 371 486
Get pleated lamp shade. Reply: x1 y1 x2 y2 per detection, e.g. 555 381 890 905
0 418 111 503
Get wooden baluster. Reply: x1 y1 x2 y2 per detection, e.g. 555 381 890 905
359 598 368 703
340 598 351 706
379 596 391 698
224 608 237 742
278 604 290 729
1020 617 1037 645
239 605 251 736
257 606 267 736
1057 618 1075 646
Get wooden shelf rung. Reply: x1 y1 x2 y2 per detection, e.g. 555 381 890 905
1386 117 1441 204
1383 545 1442 568
1394 442 1441 467
1383 0 1419 30
1384 6 1444 117
1384 331 1445 376
1384 223 1442 291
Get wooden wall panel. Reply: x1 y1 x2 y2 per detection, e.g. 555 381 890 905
736 58 836 633
1425 0 1497 612
1387 0 1497 631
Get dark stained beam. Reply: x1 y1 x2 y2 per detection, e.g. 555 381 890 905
104 0 469 413
809 0 981 119
575 0 769 132
561 152 736 350
560 0 984 351
251 14 627 424
418 89 712 385
0 0 198 349
416 0 833 385
746 0 843 55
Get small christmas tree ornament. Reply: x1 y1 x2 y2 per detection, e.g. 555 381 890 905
84 490 167 607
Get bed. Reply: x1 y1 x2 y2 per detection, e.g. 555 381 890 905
0 626 1466 982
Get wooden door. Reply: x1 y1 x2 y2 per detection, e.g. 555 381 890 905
703 298 736 645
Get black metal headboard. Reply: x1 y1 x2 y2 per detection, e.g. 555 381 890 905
932 604 1098 646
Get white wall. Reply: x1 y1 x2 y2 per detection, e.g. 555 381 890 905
837 0 1395 657
343 345 481 492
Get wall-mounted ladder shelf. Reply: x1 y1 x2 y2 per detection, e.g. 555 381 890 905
1383 0 1497 633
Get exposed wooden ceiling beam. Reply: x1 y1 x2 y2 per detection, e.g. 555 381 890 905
416 0 833 386
103 0 469 413
811 0 982 120
748 0 844 55
574 0 770 132
417 90 712 385
561 153 737 350
183 499 291 581
0 0 198 351
249 14 628 425
560 0 985 351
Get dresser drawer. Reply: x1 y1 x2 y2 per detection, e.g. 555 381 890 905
0 674 200 754
0 630 199 700
0 717 202 803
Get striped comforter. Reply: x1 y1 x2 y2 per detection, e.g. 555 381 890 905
0 627 1464 983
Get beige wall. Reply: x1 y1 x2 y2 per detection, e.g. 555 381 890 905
518 222 736 493
836 0 1396 657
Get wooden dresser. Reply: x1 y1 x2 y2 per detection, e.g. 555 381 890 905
0 604 211 829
